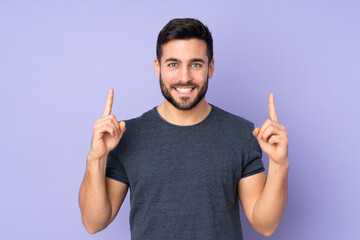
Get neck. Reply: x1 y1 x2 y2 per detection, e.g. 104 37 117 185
157 98 212 126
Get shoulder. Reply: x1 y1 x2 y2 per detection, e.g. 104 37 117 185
208 104 256 146
119 107 158 141
210 104 255 132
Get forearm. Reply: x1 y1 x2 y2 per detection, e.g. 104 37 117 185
252 158 289 236
79 154 112 233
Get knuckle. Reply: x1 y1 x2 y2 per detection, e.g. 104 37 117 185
109 114 116 121
107 117 115 123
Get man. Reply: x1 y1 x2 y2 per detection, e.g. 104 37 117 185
79 18 289 239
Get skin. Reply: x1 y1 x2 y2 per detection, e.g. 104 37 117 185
154 39 214 126
79 88 128 234
239 93 289 236
79 38 289 236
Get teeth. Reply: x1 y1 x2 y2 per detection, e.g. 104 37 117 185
175 88 193 93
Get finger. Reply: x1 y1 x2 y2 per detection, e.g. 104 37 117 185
268 135 281 145
101 124 118 137
108 114 121 131
268 135 289 146
118 121 126 138
96 120 120 137
119 121 126 133
103 88 114 117
258 119 285 138
96 115 120 132
260 124 285 142
269 93 278 122
252 127 260 137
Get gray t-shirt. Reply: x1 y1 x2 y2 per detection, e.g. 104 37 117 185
106 104 264 240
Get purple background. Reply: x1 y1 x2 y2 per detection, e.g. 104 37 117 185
1 1 359 239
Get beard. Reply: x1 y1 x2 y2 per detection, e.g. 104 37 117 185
159 73 209 111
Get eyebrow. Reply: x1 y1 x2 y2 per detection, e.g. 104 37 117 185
164 58 205 63
164 58 179 63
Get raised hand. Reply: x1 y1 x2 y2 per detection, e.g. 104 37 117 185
88 88 126 160
252 93 289 165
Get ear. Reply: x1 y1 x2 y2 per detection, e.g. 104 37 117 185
154 57 160 78
208 58 215 79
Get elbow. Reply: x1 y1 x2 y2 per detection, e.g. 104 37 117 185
253 220 279 237
256 224 278 237
83 221 99 234
260 229 276 237
81 216 107 234
83 222 104 234
84 224 100 234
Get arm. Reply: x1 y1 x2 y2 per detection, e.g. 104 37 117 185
78 88 127 234
79 154 128 234
238 93 289 236
238 160 289 236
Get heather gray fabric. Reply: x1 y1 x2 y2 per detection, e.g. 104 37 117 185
106 104 264 240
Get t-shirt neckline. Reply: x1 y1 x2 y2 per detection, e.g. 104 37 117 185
153 104 215 128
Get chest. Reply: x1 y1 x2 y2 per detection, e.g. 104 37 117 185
122 131 245 192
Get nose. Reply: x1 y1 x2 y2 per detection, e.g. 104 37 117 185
178 66 191 82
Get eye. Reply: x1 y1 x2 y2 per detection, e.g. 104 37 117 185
191 63 202 68
168 63 177 67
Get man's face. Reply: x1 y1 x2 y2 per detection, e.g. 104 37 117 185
155 39 214 110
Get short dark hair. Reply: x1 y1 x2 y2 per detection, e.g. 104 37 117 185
156 18 213 64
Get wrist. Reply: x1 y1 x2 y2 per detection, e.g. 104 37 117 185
267 158 289 186
87 150 109 162
87 153 108 170
269 157 289 171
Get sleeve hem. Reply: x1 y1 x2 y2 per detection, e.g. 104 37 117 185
241 167 265 179
106 168 130 186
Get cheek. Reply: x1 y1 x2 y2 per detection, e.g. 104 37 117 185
194 70 208 81
161 69 178 82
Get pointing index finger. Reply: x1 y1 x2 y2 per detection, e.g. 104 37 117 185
268 93 279 122
103 88 114 117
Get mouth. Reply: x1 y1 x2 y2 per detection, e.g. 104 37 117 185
173 86 196 95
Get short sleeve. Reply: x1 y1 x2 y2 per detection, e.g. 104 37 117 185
241 128 265 178
106 146 130 185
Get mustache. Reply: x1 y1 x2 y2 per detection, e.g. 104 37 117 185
170 83 198 88
159 72 199 88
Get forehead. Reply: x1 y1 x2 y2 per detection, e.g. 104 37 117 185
161 39 208 62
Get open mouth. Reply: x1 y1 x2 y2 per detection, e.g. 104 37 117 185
173 87 196 94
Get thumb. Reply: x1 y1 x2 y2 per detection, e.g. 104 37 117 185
119 121 126 133
252 127 260 138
